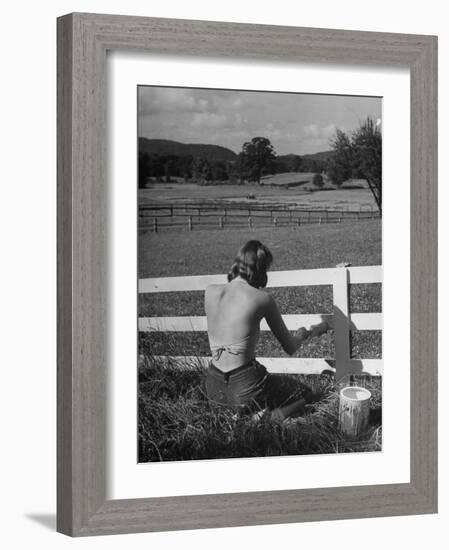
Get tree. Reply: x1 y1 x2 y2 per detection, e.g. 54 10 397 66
286 155 302 173
312 173 324 188
327 117 382 214
239 137 276 184
191 157 205 182
326 129 353 187
211 161 228 182
230 153 248 184
351 117 382 213
191 157 212 184
138 152 150 187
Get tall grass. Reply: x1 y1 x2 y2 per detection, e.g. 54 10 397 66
138 354 382 462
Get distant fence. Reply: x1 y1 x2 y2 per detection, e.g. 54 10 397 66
139 202 380 232
138 265 383 380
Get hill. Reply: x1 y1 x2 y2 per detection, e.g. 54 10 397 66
277 150 333 164
301 150 334 163
139 138 237 162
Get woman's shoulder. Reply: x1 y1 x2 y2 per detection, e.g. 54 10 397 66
243 285 272 308
255 287 273 305
205 282 225 294
205 282 226 301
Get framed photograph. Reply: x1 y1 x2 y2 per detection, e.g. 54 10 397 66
57 13 437 536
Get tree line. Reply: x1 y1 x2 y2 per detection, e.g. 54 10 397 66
138 136 329 187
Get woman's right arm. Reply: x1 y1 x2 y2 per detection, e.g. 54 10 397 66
264 294 329 355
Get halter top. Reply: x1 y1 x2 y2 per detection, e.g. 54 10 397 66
208 335 253 362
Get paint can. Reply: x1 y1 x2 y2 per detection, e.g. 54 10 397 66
338 386 371 437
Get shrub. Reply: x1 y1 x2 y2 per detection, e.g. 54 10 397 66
313 173 324 188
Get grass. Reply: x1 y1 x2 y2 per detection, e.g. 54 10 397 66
138 354 382 462
139 219 381 278
138 219 382 461
139 180 377 210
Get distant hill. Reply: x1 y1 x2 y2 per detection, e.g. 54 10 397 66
301 150 334 163
139 139 334 165
139 138 237 162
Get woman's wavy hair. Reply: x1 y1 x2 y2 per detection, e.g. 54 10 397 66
227 240 273 289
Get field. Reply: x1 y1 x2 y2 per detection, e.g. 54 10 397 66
139 180 379 233
138 219 382 462
139 179 377 210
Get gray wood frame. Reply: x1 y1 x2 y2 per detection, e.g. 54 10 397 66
57 12 438 537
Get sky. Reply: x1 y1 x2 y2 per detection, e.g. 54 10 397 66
138 86 381 156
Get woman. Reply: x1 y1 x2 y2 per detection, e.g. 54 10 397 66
205 240 330 420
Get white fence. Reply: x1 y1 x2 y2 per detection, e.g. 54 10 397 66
138 265 382 380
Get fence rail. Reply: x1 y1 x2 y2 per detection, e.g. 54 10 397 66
139 202 380 232
138 265 383 380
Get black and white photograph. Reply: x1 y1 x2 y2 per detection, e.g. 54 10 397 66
137 85 382 462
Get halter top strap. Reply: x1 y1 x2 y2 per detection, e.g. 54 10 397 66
209 335 252 361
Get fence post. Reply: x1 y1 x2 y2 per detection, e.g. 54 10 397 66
333 266 351 381
273 217 277 227
219 216 223 229
153 218 158 233
297 217 301 227
248 217 252 228
188 216 192 231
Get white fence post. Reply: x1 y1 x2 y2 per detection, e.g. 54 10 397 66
333 267 351 380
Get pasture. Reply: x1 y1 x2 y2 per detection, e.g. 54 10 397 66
139 180 379 233
139 179 377 210
138 219 382 462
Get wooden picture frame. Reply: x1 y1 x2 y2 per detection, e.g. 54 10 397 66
57 12 438 536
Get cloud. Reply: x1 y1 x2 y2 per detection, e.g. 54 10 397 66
191 112 228 128
299 123 340 152
303 123 337 140
321 123 337 139
138 88 211 115
303 124 320 138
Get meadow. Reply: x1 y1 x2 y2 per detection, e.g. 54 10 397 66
139 179 377 211
138 218 382 462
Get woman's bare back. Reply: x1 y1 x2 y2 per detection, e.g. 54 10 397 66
205 278 268 371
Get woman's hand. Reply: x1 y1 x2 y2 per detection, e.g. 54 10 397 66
309 320 331 338
294 327 311 343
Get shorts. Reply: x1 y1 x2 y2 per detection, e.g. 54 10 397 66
205 359 300 412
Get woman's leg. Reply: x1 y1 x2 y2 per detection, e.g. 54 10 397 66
267 377 320 420
271 398 307 420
